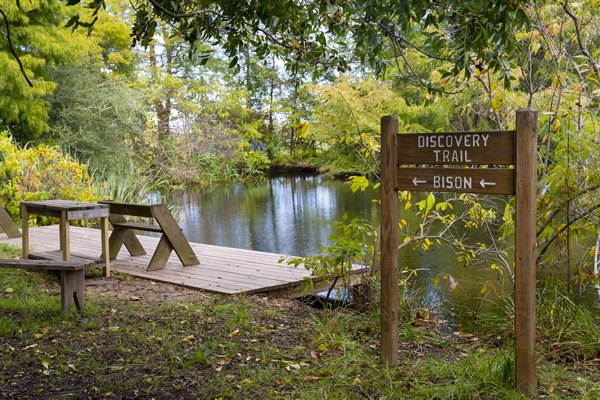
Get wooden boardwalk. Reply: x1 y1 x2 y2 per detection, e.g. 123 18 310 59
0 225 368 296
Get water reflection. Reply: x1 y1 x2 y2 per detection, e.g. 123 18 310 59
161 174 380 256
156 174 510 322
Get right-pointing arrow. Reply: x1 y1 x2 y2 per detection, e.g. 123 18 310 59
480 179 497 188
413 177 427 186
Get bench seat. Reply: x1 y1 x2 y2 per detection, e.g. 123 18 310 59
0 259 94 312
99 201 199 271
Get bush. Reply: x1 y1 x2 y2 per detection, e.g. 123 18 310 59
0 131 100 224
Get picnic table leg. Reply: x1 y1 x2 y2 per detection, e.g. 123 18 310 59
59 270 85 313
108 214 146 256
147 235 173 271
153 205 199 266
101 216 110 277
59 211 70 262
21 204 29 259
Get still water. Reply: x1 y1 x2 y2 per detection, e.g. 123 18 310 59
153 174 509 319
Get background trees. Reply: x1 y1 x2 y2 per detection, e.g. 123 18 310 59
1 0 600 290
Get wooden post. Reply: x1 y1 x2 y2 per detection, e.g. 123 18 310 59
515 109 538 396
101 216 110 277
60 210 70 262
380 116 399 365
21 204 29 259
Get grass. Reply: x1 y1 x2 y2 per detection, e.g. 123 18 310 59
1 242 600 398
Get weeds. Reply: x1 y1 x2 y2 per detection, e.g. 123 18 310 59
1 243 600 398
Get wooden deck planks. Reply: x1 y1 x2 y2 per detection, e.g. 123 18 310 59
0 225 367 296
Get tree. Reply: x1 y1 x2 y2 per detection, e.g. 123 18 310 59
0 1 97 141
61 0 529 83
0 0 134 142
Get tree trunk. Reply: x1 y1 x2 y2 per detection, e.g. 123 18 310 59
149 40 171 142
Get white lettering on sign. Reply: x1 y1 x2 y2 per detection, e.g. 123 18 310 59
417 134 490 163
433 176 473 190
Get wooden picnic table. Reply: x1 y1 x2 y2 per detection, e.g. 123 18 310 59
20 200 111 276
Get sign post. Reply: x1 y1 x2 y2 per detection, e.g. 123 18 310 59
379 109 537 396
515 110 538 396
380 116 399 365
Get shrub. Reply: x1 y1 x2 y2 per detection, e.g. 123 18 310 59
0 131 100 224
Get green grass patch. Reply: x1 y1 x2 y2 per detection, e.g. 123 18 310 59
1 253 599 398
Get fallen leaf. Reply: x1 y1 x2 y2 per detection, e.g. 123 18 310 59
317 343 329 352
4 287 14 293
303 376 321 381
216 357 230 366
310 351 321 363
228 329 240 337
129 296 142 301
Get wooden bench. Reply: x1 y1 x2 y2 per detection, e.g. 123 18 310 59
0 259 93 312
98 201 199 271
0 205 21 238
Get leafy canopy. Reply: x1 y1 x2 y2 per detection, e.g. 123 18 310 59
68 0 530 79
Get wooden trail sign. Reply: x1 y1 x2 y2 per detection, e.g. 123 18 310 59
397 130 515 165
397 167 514 195
380 109 538 397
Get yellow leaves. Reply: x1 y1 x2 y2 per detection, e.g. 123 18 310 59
348 175 370 192
529 40 541 54
551 118 561 132
552 73 565 89
33 327 49 340
182 335 195 342
317 343 329 352
0 131 103 219
296 122 309 139
491 92 504 112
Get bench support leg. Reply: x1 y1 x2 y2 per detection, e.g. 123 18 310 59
147 235 173 271
60 270 85 313
153 205 200 266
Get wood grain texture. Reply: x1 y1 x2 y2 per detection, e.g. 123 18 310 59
0 225 368 297
397 167 515 195
397 130 515 165
0 258 90 313
514 109 538 397
0 205 21 238
380 116 399 365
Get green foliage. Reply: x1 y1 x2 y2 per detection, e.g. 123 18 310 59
285 215 377 303
307 75 454 176
0 131 100 222
0 0 105 142
47 66 144 178
472 283 600 366
120 0 528 82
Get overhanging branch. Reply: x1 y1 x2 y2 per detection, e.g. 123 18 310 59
0 7 33 87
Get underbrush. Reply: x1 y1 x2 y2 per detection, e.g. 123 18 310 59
1 243 599 398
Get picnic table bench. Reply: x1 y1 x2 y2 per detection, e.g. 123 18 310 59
0 259 94 312
98 201 199 271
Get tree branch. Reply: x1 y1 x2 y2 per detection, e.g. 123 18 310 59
562 1 599 75
537 202 600 264
0 7 33 87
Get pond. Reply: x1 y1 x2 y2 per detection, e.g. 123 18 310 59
153 173 513 323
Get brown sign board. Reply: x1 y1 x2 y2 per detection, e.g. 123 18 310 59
397 167 515 195
396 130 515 165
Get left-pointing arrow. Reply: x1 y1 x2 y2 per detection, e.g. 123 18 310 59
412 177 426 186
480 179 497 188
